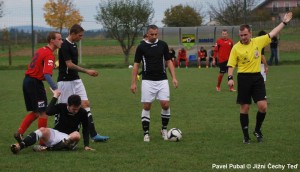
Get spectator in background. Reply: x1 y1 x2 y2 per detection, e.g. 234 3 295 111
208 46 215 67
169 47 176 67
177 47 188 68
258 30 269 83
268 36 279 65
197 47 208 68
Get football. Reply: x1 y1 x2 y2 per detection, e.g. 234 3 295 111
167 128 182 142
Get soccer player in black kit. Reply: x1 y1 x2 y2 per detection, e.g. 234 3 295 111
10 90 94 154
130 25 178 142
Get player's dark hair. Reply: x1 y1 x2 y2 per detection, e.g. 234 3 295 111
222 29 228 32
239 24 251 32
68 95 81 107
258 30 267 36
147 25 158 32
70 24 84 34
47 31 60 43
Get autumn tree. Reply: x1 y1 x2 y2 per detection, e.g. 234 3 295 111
95 0 154 64
208 0 259 25
43 0 83 33
162 4 203 27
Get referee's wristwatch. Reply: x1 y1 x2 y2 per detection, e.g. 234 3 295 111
228 75 233 81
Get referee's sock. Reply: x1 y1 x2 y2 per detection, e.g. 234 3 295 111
240 113 249 138
255 111 266 132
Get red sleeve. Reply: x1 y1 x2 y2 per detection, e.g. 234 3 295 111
43 52 55 75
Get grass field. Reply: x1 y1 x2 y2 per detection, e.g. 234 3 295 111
0 66 299 171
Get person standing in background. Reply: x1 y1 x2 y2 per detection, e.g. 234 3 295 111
258 30 269 83
268 36 279 65
213 29 235 92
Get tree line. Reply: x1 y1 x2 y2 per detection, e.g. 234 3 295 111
1 0 300 64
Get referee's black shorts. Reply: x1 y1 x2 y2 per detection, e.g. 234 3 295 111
23 76 47 112
237 73 266 104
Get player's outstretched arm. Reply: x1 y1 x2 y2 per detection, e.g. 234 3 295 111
269 12 293 38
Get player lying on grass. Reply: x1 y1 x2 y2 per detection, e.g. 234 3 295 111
10 89 94 154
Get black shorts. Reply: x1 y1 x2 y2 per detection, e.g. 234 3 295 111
199 57 206 61
237 73 266 104
219 61 229 73
23 76 47 112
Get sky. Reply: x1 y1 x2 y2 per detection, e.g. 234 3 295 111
0 0 263 30
0 0 220 30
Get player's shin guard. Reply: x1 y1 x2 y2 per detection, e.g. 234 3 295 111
20 130 41 149
86 109 98 138
255 111 266 132
240 113 249 138
161 108 170 130
141 109 150 135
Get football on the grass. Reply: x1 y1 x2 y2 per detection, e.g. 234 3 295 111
167 128 182 142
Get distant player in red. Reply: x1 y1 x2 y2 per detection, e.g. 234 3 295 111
197 47 208 68
212 29 235 92
14 31 62 143
177 48 188 68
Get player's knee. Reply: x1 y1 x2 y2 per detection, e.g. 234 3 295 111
81 100 90 108
258 103 267 113
240 104 250 113
160 101 169 110
39 127 49 135
70 131 81 141
143 104 151 111
39 127 47 132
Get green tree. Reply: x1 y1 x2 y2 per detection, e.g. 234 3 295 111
162 4 203 27
95 0 154 64
291 7 300 19
208 0 259 25
43 0 83 33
